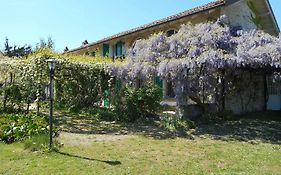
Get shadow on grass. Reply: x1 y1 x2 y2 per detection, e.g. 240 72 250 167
192 111 281 145
56 151 122 166
54 110 175 139
55 109 281 144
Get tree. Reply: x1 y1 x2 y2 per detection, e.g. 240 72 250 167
35 36 55 50
107 15 281 117
3 38 32 58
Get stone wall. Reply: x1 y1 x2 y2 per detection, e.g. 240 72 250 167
222 0 257 31
225 72 264 114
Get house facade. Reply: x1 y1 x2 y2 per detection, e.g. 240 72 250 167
66 0 280 113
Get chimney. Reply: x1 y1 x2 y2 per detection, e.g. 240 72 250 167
82 40 88 46
64 46 69 52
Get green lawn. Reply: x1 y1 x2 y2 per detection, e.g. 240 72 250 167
0 112 281 175
0 135 280 175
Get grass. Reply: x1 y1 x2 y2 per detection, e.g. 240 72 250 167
0 110 280 174
0 135 280 174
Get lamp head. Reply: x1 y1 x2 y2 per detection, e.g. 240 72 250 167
46 58 56 72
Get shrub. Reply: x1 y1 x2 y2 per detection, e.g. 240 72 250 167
204 110 235 123
0 83 22 110
81 107 117 121
24 134 62 152
160 114 196 132
113 84 162 122
0 114 59 143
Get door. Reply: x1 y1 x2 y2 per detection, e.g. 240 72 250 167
267 76 281 110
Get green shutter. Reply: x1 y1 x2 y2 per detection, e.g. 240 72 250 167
155 76 163 89
115 41 122 56
155 76 163 97
91 51 96 57
103 90 110 108
103 44 109 57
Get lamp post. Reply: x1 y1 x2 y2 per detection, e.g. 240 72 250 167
47 58 56 149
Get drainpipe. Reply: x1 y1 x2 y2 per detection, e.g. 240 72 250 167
263 71 268 111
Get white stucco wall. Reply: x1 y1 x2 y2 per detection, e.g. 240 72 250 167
222 0 257 31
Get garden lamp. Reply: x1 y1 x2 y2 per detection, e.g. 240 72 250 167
46 58 56 149
47 58 56 74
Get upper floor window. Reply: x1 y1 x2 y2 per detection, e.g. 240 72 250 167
166 29 177 37
115 41 123 56
103 44 109 57
90 51 96 57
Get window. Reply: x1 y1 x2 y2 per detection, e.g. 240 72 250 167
166 29 177 37
90 51 96 57
115 41 123 57
267 76 281 95
155 76 163 97
103 44 109 57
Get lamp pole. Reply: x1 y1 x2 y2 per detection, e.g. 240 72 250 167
47 58 56 149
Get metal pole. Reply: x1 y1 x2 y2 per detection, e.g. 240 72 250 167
49 70 54 149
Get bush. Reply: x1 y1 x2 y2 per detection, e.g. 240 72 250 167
24 134 62 152
113 84 162 122
0 114 59 143
204 110 235 123
160 114 196 132
81 107 117 121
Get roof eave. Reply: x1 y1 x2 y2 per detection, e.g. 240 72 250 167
66 0 226 53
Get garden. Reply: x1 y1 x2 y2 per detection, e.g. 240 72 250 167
0 16 281 174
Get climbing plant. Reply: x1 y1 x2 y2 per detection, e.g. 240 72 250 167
0 48 113 112
107 15 281 116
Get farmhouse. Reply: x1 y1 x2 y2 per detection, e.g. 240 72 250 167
66 0 280 113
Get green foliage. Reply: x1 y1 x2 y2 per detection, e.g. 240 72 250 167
35 37 55 51
3 38 32 58
160 114 196 132
0 114 59 143
55 61 110 109
0 83 22 109
204 110 235 123
24 134 62 152
0 48 114 112
113 84 162 122
80 107 117 121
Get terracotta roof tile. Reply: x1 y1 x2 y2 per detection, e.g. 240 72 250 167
68 0 225 53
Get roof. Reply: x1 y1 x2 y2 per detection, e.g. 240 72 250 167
67 0 226 53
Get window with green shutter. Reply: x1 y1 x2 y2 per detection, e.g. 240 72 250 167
155 76 163 96
91 51 96 57
115 41 122 56
103 44 109 57
155 76 163 89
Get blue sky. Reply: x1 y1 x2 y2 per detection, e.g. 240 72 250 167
0 0 280 52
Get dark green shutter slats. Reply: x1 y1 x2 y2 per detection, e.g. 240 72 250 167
103 44 109 57
155 76 163 96
91 51 96 57
115 41 122 56
155 76 163 89
103 90 110 108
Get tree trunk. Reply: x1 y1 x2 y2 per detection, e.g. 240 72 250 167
175 81 185 118
221 70 226 111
